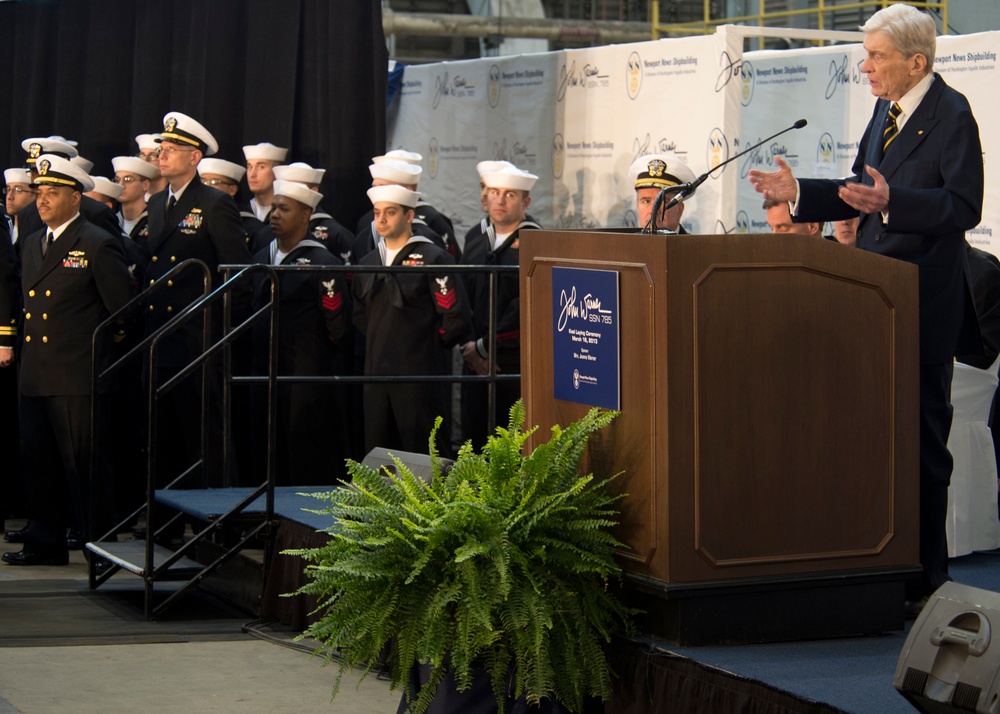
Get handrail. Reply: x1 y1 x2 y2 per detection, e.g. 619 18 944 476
89 261 280 618
220 261 521 437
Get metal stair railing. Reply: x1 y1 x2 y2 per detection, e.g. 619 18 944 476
220 261 521 439
88 261 280 620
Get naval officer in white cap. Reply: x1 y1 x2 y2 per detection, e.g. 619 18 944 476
628 152 697 234
3 154 134 567
142 111 251 489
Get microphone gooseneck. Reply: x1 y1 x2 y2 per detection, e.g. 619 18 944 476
647 118 808 234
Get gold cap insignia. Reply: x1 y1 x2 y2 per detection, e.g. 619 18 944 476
647 159 666 178
29 143 42 159
38 159 51 176
165 117 177 133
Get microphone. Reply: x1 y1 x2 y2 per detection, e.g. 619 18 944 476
648 118 808 233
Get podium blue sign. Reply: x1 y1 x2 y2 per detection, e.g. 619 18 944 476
552 267 620 410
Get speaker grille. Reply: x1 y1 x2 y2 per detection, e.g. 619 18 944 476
901 667 929 695
952 681 981 710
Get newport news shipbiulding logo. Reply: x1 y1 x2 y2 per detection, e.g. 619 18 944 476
740 60 755 106
626 51 642 100
488 64 500 108
552 133 564 179
706 128 729 176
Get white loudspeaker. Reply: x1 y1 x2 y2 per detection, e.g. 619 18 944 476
895 581 1000 713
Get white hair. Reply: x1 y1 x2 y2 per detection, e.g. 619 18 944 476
862 3 937 71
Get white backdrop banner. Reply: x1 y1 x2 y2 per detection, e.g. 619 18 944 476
388 29 1000 254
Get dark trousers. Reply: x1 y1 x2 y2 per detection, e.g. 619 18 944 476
363 382 451 457
19 394 110 552
461 375 520 451
915 361 955 597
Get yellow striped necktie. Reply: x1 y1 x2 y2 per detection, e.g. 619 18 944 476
883 102 902 153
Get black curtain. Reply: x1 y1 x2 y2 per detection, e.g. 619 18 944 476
0 0 386 228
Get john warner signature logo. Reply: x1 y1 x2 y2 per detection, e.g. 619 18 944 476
817 133 834 164
427 138 439 179
739 138 799 178
741 61 754 106
492 138 536 168
432 71 477 109
557 60 610 102
488 64 500 108
706 128 729 176
631 134 685 163
626 51 642 100
825 55 867 99
552 133 564 179
557 284 612 332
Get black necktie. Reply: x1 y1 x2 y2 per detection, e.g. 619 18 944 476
42 231 53 257
167 194 177 215
883 102 902 154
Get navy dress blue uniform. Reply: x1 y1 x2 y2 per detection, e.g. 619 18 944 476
352 239 473 456
15 212 135 561
251 240 354 484
308 207 355 264
794 73 984 597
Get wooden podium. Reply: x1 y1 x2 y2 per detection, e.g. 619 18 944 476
519 230 920 645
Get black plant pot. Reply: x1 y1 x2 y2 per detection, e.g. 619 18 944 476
397 662 585 714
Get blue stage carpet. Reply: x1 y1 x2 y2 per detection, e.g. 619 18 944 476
664 551 1000 714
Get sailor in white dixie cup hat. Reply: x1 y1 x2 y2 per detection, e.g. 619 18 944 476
135 133 168 196
260 179 323 263
4 168 35 243
458 163 542 449
85 176 123 213
352 151 459 263
351 182 473 459
112 156 158 241
273 162 354 262
197 157 269 253
243 142 288 224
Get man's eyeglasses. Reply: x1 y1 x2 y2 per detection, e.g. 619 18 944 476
137 150 160 161
113 175 141 184
3 186 35 197
159 145 197 158
201 178 236 188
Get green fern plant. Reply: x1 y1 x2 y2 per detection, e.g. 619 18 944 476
286 400 633 714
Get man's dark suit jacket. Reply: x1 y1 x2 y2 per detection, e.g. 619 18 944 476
19 215 134 396
140 180 250 368
958 244 1000 369
797 73 984 364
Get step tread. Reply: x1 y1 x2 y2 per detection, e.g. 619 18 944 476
85 540 202 578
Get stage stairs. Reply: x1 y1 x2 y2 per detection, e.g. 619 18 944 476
84 260 282 619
